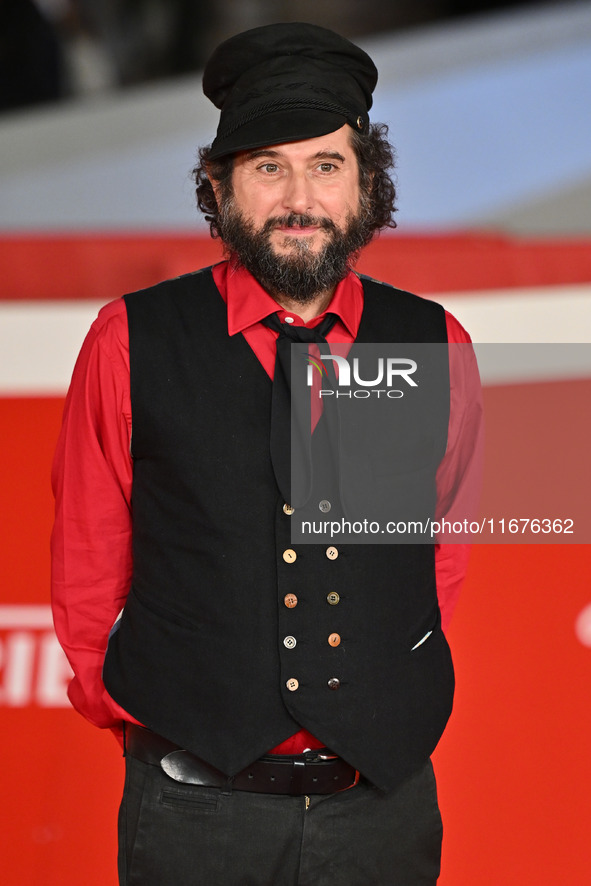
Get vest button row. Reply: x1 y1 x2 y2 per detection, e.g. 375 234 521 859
283 633 340 649
286 677 341 692
284 501 334 516
284 593 340 607
283 547 338 563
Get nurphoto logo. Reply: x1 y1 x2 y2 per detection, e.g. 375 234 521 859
304 354 418 399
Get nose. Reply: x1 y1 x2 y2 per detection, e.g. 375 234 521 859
281 170 313 214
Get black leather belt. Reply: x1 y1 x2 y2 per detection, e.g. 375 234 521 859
125 724 359 795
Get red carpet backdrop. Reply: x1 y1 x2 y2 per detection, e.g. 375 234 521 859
1 233 590 884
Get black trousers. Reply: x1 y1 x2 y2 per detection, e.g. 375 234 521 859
118 755 443 885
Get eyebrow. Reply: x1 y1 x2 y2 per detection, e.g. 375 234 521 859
313 151 346 163
245 149 346 163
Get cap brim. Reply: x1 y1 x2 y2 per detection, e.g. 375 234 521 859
208 109 348 160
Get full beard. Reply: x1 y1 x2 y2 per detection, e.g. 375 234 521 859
217 201 373 303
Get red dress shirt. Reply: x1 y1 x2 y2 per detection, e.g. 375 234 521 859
51 262 483 755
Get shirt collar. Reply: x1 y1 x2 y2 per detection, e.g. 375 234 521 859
222 261 362 338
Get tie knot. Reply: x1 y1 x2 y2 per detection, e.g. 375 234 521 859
263 312 337 344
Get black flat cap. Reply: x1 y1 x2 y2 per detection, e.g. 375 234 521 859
203 22 378 159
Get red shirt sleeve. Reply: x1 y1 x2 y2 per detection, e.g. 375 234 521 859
51 298 140 736
435 311 484 630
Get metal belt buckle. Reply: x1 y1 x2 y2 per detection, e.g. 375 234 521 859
303 749 338 763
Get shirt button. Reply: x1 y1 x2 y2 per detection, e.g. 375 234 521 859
283 503 295 516
284 316 295 324
283 635 297 649
283 549 297 563
328 633 341 647
286 678 299 691
284 593 298 609
319 500 331 513
327 592 340 605
326 546 339 560
327 677 341 690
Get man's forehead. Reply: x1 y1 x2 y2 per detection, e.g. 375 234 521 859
236 126 356 164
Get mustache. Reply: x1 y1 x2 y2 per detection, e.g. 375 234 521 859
262 213 337 234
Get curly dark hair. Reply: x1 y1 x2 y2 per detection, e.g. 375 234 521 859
192 122 397 240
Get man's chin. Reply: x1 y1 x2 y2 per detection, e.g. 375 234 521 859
270 232 327 256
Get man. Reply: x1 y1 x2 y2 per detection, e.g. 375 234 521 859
51 22 483 886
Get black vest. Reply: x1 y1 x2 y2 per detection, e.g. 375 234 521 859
103 267 453 792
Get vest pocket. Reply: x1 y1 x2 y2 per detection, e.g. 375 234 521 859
128 584 211 632
408 619 445 658
411 630 433 651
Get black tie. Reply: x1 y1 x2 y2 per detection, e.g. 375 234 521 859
263 312 338 507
